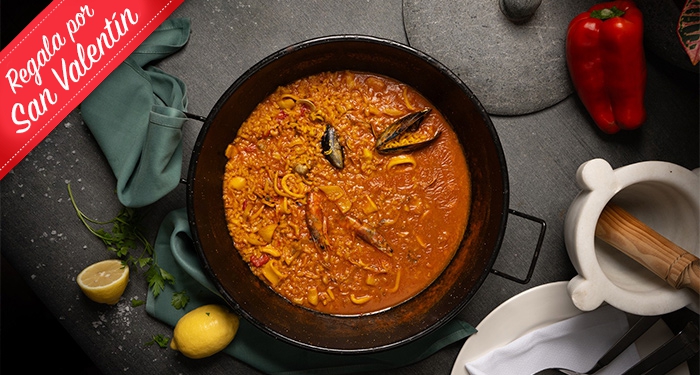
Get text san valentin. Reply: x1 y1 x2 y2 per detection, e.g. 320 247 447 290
4 5 139 133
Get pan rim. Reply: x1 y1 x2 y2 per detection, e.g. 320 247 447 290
186 34 510 354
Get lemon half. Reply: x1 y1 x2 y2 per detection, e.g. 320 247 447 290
76 259 129 305
170 304 240 359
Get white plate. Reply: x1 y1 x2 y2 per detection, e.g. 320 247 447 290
451 281 689 375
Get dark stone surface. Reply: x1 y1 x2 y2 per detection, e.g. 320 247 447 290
1 1 698 374
403 0 598 115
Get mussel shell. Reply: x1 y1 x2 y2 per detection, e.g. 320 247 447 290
321 124 344 169
374 108 431 150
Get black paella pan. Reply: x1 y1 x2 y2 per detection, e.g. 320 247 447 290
186 35 543 353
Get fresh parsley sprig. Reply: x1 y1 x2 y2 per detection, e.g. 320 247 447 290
145 334 170 348
67 184 175 298
171 291 190 310
67 184 153 263
145 263 175 298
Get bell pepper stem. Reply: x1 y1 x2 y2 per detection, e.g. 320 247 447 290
591 6 625 20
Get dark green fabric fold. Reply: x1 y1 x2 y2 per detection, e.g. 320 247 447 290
146 208 476 374
80 18 191 208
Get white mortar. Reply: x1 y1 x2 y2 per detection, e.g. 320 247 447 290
565 158 699 315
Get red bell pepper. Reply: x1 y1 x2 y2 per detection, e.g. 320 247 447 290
250 254 269 267
566 1 646 134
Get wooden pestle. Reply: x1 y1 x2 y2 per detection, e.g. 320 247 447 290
595 203 700 294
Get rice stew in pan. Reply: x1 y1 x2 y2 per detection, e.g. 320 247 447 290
222 71 471 315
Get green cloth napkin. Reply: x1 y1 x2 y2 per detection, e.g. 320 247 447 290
80 18 191 208
146 208 477 374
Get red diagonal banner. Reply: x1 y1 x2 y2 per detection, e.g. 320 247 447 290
0 0 184 180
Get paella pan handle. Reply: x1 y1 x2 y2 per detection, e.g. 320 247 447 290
489 209 546 284
184 112 207 122
179 112 209 184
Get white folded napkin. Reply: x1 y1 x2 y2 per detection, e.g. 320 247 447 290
465 305 640 375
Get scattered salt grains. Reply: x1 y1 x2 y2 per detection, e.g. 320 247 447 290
92 301 137 337
115 301 134 327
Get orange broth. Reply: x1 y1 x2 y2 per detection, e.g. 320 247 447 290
223 71 471 315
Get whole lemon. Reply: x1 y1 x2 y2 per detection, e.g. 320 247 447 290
170 304 240 359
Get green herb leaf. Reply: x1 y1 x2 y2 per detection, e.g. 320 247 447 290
68 183 174 298
171 291 190 310
145 334 170 348
68 185 154 263
137 257 152 268
146 263 175 297
131 298 145 307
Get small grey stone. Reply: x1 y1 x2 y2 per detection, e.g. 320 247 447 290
500 0 542 23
